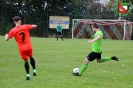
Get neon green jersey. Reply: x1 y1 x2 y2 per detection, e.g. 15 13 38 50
92 30 103 53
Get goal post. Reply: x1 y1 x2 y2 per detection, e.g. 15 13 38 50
72 19 133 40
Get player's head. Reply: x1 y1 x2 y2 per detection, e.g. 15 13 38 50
12 16 21 21
91 23 99 31
12 16 21 24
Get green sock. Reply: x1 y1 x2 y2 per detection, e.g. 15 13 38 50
79 64 88 75
100 57 112 62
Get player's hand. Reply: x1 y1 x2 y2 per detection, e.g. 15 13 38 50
5 34 9 41
88 40 93 43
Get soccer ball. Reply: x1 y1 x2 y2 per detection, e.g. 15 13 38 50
73 68 80 73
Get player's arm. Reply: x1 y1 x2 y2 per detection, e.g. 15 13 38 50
26 24 37 31
56 26 58 31
61 26 62 32
89 35 101 43
32 25 37 28
5 34 10 41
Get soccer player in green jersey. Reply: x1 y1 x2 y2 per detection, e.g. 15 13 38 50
73 23 119 76
56 23 64 41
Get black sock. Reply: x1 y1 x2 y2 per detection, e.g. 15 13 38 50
24 62 29 74
30 57 36 69
61 36 63 40
57 36 58 40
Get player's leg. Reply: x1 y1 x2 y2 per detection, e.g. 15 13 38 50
78 58 89 76
60 35 64 41
20 50 30 80
59 33 64 41
96 52 118 63
30 56 36 76
97 56 119 63
73 58 89 76
56 32 59 41
24 60 30 80
28 49 36 76
73 52 95 76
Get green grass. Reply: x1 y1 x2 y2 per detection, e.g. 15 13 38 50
0 36 133 88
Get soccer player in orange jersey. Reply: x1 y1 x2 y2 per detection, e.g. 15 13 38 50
5 16 37 80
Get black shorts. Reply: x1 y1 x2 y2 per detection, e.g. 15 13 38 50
57 32 62 35
87 52 102 61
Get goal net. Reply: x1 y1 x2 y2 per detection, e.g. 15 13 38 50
72 19 133 40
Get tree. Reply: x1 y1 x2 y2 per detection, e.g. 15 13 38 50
0 0 133 37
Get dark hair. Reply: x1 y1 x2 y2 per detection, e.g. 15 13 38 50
92 23 99 28
12 16 21 21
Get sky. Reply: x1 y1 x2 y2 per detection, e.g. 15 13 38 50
99 0 109 5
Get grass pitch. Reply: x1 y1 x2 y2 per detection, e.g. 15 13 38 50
0 36 133 88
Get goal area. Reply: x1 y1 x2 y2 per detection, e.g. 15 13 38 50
72 19 133 40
